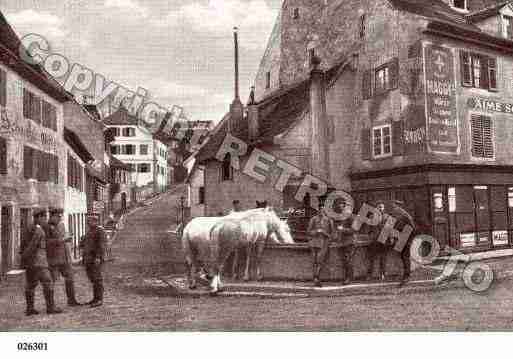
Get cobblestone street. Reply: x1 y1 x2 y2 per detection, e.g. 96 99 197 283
0 186 512 331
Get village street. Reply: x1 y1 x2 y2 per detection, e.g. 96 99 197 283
1 186 513 331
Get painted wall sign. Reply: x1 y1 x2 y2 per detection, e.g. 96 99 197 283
467 98 513 114
424 44 458 153
0 106 58 150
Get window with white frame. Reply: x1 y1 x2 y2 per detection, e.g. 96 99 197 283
372 124 392 158
460 51 497 91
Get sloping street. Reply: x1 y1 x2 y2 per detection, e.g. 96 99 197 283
0 186 513 331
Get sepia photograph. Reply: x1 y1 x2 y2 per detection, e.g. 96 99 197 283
1 0 513 355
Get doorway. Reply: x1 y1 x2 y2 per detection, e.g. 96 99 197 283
1 206 13 274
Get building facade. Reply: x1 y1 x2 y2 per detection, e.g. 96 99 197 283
105 107 169 196
0 10 70 274
192 0 513 252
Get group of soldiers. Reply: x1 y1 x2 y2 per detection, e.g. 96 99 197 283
307 200 412 287
19 207 107 316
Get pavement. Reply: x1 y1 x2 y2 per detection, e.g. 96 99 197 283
2 184 513 330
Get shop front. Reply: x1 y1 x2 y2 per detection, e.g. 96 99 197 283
351 164 513 253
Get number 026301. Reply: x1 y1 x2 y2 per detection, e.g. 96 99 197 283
17 342 48 351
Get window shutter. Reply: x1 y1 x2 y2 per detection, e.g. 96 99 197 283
471 115 494 158
480 55 490 90
32 95 41 124
482 116 494 158
54 154 59 184
392 121 404 156
389 57 399 90
460 51 472 87
0 137 7 175
0 69 6 107
23 89 30 119
361 128 371 160
23 146 33 179
488 57 497 91
362 69 372 99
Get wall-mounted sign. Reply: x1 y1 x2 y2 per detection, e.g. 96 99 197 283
492 230 508 246
467 98 513 114
460 232 476 247
424 44 458 153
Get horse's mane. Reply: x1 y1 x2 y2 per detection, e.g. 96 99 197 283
232 207 277 220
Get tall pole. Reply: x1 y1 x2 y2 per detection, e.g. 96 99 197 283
234 27 240 100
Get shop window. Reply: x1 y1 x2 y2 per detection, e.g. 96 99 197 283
471 114 494 159
372 124 392 158
460 51 497 91
448 187 456 213
0 69 6 107
433 192 444 213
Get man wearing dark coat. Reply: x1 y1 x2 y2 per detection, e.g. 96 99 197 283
20 207 63 316
307 202 336 287
80 212 107 307
46 207 81 306
367 201 388 281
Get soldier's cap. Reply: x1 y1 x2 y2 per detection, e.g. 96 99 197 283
49 207 64 215
32 207 47 218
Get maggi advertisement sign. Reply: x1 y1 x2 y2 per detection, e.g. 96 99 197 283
424 44 459 153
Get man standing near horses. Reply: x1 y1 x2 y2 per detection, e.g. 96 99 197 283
367 201 388 281
80 212 107 307
20 207 63 316
46 207 82 307
307 202 336 287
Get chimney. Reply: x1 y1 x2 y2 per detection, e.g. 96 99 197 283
309 55 329 181
229 27 244 135
247 86 259 141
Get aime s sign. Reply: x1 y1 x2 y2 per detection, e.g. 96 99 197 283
424 43 459 153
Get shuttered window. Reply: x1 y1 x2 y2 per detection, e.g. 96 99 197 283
0 137 7 175
23 89 31 119
362 70 372 100
460 51 497 91
361 128 371 160
471 115 494 159
364 58 399 98
0 69 6 107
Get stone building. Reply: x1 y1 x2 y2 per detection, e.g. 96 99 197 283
191 0 513 252
104 107 169 196
0 10 71 273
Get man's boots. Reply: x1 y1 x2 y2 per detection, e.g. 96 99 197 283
65 281 82 306
89 282 103 308
25 291 39 316
44 288 63 315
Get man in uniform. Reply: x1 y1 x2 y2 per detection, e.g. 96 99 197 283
367 201 388 281
46 207 82 306
20 207 63 316
80 212 107 307
231 200 242 214
307 202 336 287
338 219 356 285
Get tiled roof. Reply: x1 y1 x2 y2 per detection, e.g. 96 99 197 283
467 1 511 22
109 154 131 171
64 128 94 164
0 10 70 102
388 0 481 31
103 107 139 126
195 113 230 163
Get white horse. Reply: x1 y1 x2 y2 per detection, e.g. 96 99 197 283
181 207 293 293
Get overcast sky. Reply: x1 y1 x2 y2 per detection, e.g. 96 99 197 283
2 0 282 122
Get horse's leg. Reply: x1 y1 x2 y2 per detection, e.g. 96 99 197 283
243 243 253 282
255 240 266 282
231 246 238 279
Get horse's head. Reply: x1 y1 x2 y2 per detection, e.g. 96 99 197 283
264 207 294 244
